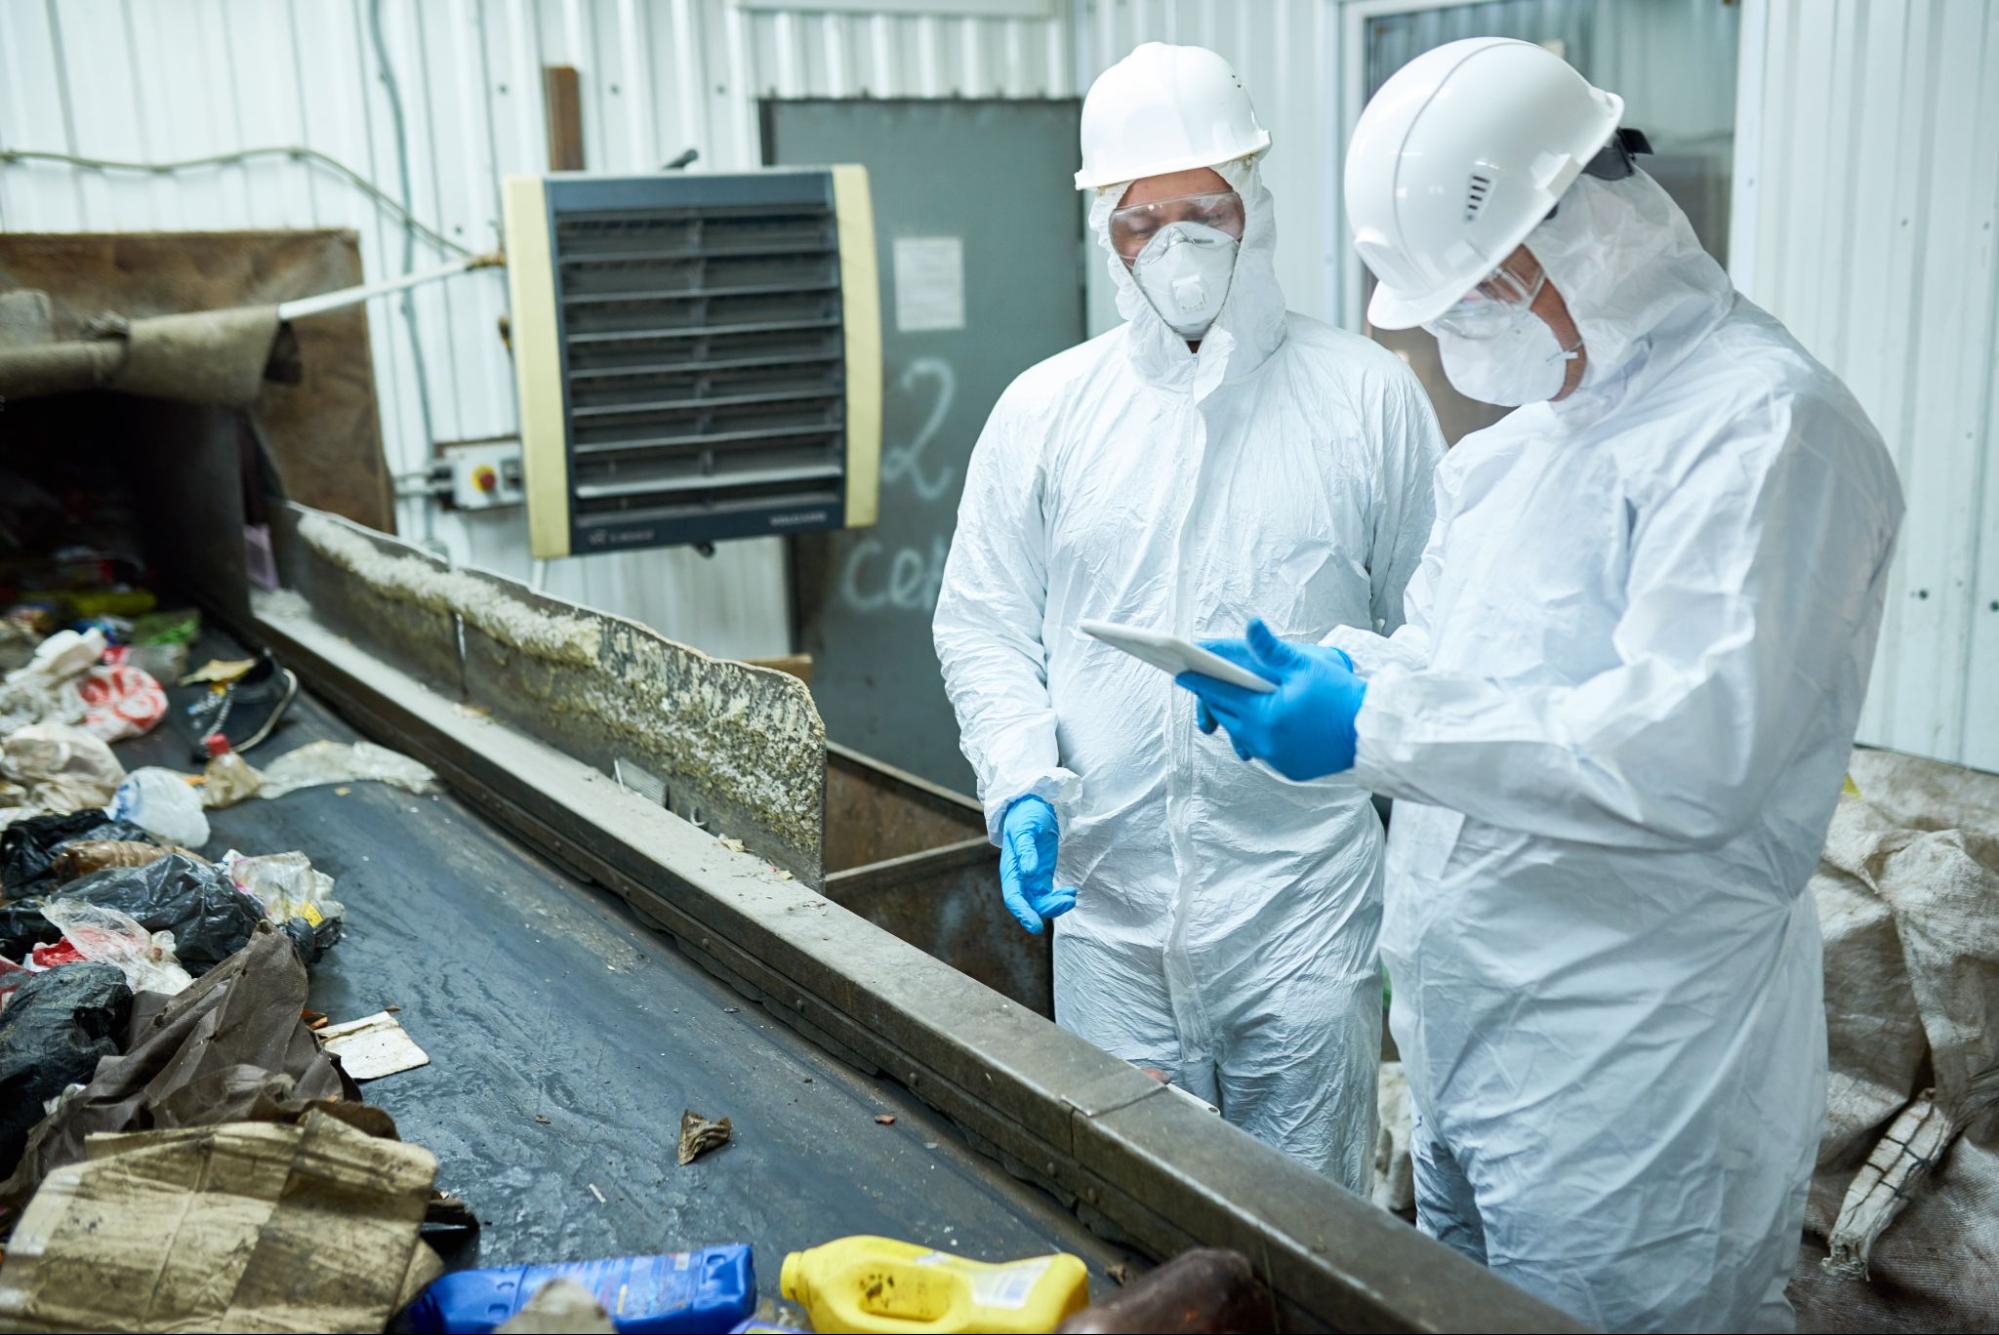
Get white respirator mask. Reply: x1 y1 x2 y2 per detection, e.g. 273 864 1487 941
1130 222 1239 338
1435 317 1579 406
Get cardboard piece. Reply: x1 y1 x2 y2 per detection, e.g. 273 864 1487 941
0 1110 441 1333
318 1010 431 1081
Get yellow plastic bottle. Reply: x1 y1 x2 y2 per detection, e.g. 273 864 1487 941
778 1235 1090 1334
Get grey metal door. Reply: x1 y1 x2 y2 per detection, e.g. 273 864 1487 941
765 98 1085 796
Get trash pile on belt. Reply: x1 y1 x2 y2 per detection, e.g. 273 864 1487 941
0 598 470 1333
0 597 1267 1333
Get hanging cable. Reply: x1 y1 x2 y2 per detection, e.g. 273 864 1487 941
0 144 474 259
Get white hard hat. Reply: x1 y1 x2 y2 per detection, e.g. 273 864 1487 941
1076 43 1271 191
1346 37 1624 330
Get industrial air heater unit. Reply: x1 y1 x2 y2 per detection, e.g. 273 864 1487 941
502 168 882 558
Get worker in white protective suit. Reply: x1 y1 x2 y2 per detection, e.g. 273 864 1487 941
1178 39 1904 1332
931 42 1443 1189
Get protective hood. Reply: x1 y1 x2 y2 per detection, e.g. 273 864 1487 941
1525 170 1734 423
1088 157 1287 391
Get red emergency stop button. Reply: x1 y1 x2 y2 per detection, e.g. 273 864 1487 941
473 464 498 493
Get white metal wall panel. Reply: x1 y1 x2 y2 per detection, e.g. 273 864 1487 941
0 0 1070 659
1733 0 1999 770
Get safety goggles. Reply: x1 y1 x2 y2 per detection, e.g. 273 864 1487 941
1108 190 1246 260
1425 253 1548 341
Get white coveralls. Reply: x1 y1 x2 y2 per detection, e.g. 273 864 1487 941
1330 172 1905 1330
933 160 1443 1188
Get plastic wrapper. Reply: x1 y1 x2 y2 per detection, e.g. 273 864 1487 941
0 963 131 1178
37 899 194 997
0 723 124 816
105 767 210 848
222 849 345 963
54 852 265 976
200 750 264 809
49 839 184 884
256 739 438 799
1 809 154 897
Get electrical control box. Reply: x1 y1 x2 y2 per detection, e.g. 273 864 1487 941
502 168 881 558
442 440 525 510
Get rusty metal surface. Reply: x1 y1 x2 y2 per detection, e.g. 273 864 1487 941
247 595 1588 1335
0 231 393 531
821 744 1049 1016
825 843 1052 1018
825 742 985 872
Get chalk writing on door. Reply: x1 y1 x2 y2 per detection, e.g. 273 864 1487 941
840 356 957 613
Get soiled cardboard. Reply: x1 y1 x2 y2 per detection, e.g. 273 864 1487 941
0 1109 441 1333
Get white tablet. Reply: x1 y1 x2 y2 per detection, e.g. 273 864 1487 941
1079 619 1276 694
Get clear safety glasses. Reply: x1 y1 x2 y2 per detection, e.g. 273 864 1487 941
1425 254 1548 340
1108 190 1246 260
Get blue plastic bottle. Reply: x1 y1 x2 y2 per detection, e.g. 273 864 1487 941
402 1246 756 1333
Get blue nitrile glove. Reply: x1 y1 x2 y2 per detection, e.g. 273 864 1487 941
998 795 1078 935
1176 619 1367 780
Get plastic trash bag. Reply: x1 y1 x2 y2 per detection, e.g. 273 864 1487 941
0 809 154 897
57 853 264 976
37 899 193 997
222 850 344 964
256 740 438 800
104 767 210 848
0 962 131 1178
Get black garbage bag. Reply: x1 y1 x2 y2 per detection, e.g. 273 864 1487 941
60 854 265 976
279 914 343 965
1 810 154 898
0 963 131 1176
0 901 62 961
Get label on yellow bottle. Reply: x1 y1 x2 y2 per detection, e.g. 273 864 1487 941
968 1258 1051 1311
915 1253 1051 1312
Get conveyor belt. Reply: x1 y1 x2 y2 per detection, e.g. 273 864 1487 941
120 634 1133 1296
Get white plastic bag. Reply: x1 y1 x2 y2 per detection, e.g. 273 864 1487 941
105 767 211 848
37 899 194 996
255 741 437 799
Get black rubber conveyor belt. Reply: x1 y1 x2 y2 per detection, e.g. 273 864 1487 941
122 631 1132 1297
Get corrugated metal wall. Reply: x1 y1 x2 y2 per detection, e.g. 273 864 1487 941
6 1 1991 770
1732 0 1999 770
0 0 1073 658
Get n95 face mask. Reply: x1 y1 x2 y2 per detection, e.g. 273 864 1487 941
1131 222 1239 338
1435 316 1578 406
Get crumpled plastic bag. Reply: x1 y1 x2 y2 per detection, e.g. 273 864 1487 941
0 962 131 1179
0 723 124 817
251 740 438 800
76 646 167 743
50 852 264 977
222 850 345 964
0 629 105 736
37 899 193 997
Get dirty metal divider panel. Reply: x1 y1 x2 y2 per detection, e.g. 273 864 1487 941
271 504 824 884
249 587 1584 1335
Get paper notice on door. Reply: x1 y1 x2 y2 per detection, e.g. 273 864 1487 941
893 236 965 332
